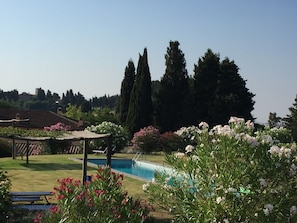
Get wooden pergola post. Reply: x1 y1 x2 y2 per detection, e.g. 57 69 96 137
12 138 16 159
106 134 112 167
82 139 89 184
26 139 29 164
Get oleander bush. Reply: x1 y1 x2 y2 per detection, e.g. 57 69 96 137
87 121 128 151
145 117 297 223
132 126 161 153
35 166 153 223
0 171 11 222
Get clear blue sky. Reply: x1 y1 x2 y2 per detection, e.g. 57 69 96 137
1 0 296 123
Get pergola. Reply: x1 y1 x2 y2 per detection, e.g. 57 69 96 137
0 130 112 184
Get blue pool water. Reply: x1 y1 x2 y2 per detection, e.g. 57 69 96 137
87 158 169 181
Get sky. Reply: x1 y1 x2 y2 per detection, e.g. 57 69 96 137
1 0 296 124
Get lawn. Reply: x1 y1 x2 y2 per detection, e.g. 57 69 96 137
0 153 172 222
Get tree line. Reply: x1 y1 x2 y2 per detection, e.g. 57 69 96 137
120 41 255 135
0 88 119 113
1 40 297 141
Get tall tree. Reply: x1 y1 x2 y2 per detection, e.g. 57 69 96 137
212 58 255 124
155 41 189 132
193 50 255 126
120 60 135 124
284 94 297 142
193 49 221 126
126 48 153 135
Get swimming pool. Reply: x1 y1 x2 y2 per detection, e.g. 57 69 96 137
86 158 170 181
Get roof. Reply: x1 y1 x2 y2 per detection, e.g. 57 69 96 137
0 130 110 141
0 109 86 130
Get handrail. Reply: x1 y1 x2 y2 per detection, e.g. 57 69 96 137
132 151 142 161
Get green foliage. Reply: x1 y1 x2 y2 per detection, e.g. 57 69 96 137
175 125 202 147
87 121 128 151
155 41 190 133
268 112 282 128
213 58 255 124
120 60 135 125
126 48 153 135
0 171 11 221
0 99 18 109
0 139 12 158
132 126 161 153
65 105 119 126
258 126 293 144
0 126 63 138
145 117 297 222
284 94 297 142
35 166 152 223
160 132 183 154
193 49 255 126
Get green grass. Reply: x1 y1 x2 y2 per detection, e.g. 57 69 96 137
0 153 172 222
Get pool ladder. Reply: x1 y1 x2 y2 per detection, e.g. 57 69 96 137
132 151 142 161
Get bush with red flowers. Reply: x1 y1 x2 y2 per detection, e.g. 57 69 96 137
34 166 153 223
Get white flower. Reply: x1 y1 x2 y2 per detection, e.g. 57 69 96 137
259 178 267 187
223 219 229 223
228 116 245 125
263 204 274 216
191 155 199 161
245 120 254 130
261 135 274 145
290 206 297 216
185 145 195 153
199 121 209 129
175 152 186 158
290 164 297 176
243 134 259 147
269 145 280 155
142 183 149 191
216 196 224 204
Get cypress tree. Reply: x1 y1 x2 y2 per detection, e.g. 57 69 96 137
155 41 189 132
120 60 135 124
126 48 153 135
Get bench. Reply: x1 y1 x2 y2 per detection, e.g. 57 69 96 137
13 204 53 211
11 196 42 203
10 191 53 204
10 191 54 211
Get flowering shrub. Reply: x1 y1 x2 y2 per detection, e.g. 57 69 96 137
132 126 161 153
44 122 71 131
175 125 201 147
87 122 128 151
145 117 297 223
35 166 153 223
0 171 11 221
257 126 293 144
160 132 183 153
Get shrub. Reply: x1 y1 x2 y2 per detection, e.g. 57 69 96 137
0 139 12 158
87 121 128 151
35 166 153 223
132 126 161 153
258 126 293 144
174 125 201 147
44 123 71 154
0 171 11 221
160 132 183 153
145 117 297 223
